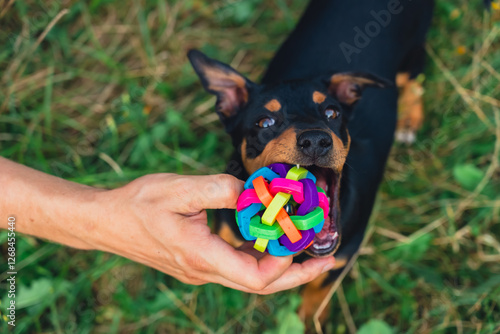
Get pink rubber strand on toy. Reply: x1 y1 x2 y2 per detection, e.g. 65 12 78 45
318 192 329 219
269 178 305 204
237 189 260 211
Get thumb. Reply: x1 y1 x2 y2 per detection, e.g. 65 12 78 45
180 174 244 213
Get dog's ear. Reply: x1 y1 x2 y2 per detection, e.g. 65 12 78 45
326 72 390 106
188 49 255 120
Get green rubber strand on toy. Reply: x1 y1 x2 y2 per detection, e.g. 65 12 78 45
249 215 285 239
290 207 324 230
316 186 326 194
285 166 309 181
262 192 291 226
254 238 269 252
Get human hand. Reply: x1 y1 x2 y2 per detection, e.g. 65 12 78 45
91 173 336 294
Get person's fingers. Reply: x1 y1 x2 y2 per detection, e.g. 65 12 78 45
207 256 335 295
197 240 335 293
256 256 335 294
139 233 334 293
150 252 334 294
199 234 296 290
176 174 244 213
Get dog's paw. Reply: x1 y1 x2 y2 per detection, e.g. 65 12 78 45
396 74 424 145
395 128 417 144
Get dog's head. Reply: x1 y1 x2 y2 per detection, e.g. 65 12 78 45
188 50 388 257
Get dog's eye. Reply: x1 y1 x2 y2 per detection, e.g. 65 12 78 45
324 106 340 120
257 117 276 128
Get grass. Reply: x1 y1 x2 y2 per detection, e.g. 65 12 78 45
0 0 499 333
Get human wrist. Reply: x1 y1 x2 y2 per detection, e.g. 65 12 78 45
84 185 154 256
26 179 106 250
47 184 108 250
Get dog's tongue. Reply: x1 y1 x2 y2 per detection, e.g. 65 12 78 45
316 177 328 193
313 173 330 240
315 221 330 239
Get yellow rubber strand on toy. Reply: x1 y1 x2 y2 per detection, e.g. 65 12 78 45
254 238 269 252
286 166 308 181
261 192 291 226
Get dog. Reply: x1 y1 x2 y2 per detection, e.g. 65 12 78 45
188 0 434 327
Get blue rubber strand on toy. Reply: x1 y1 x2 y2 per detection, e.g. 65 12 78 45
267 239 296 256
305 172 317 183
244 167 280 189
313 219 325 233
236 203 261 241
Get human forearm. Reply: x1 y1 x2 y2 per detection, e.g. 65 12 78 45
0 157 103 249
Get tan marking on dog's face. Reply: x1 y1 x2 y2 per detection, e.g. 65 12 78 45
331 132 349 172
241 128 298 174
241 127 349 175
293 128 348 173
264 99 281 112
312 91 327 104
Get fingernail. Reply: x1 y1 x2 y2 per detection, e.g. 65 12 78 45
321 259 335 273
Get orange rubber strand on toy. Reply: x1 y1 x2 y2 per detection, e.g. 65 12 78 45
305 240 314 249
252 176 273 207
275 209 302 243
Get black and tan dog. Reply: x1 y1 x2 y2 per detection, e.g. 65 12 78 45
188 0 434 326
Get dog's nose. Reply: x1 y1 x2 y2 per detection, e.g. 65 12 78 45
297 130 332 158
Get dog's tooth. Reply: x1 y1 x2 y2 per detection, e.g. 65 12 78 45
313 243 332 250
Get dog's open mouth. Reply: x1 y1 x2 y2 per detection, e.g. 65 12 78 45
303 165 341 257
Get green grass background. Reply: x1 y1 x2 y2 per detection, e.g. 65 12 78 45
0 0 499 333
